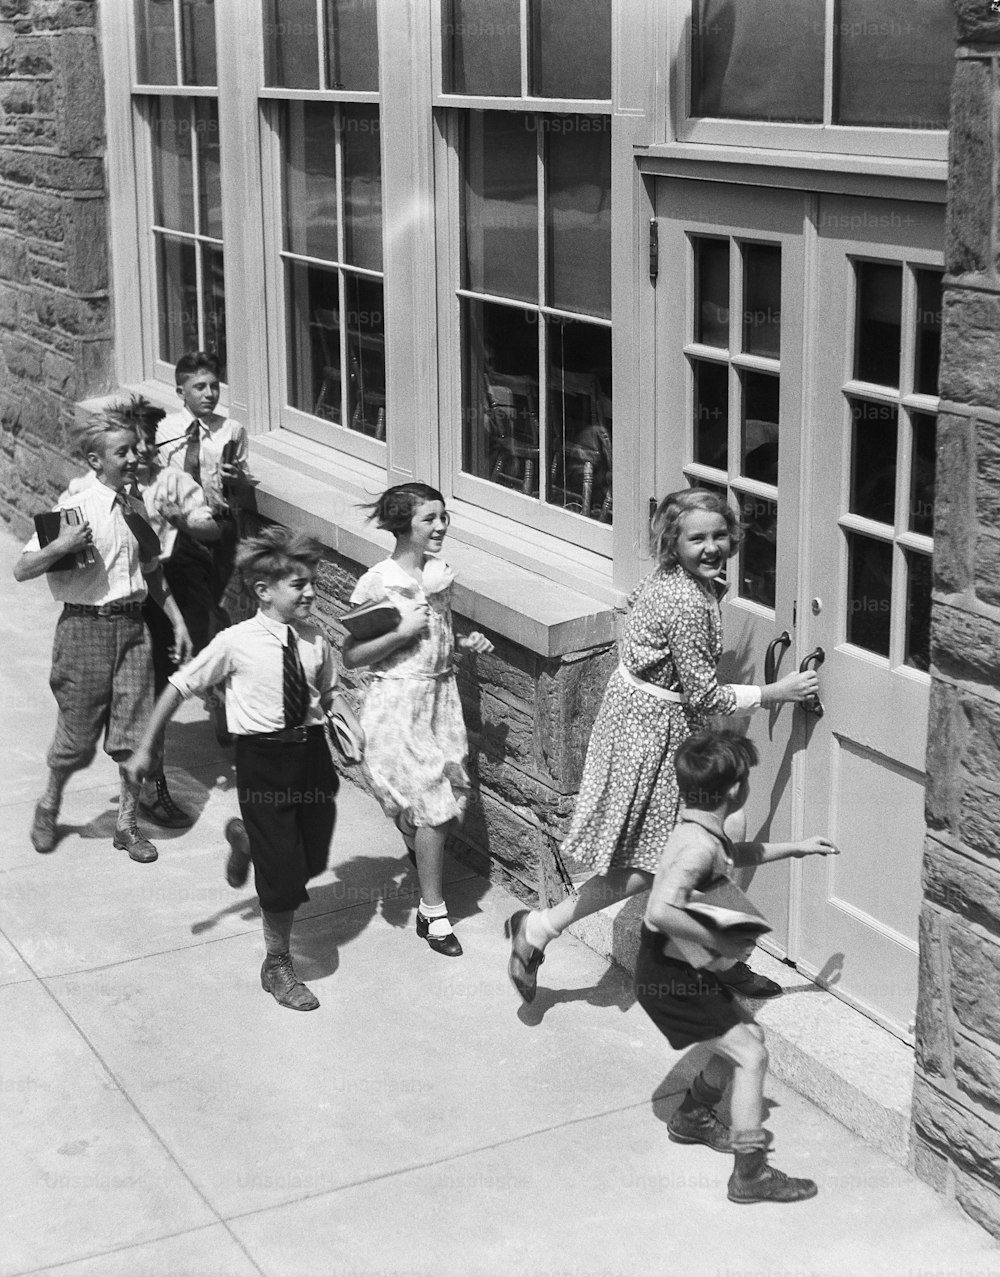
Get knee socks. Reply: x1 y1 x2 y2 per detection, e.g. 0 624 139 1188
40 768 70 815
117 769 141 830
680 1070 726 1114
262 909 295 958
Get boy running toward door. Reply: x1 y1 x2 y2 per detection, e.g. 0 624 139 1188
636 728 837 1203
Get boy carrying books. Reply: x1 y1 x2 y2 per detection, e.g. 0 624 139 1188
636 728 838 1204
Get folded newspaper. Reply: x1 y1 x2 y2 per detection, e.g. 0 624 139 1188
672 875 771 971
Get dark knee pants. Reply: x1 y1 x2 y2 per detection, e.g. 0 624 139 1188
236 730 339 914
46 610 155 774
143 534 216 695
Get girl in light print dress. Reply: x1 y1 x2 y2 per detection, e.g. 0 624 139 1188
342 484 494 958
505 487 821 1002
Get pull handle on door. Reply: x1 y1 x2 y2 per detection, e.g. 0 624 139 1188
798 646 825 717
764 630 792 684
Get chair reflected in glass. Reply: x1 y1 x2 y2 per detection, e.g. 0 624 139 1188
549 370 613 522
483 370 540 495
311 306 343 422
311 309 386 441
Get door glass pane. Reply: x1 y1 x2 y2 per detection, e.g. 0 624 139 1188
151 99 194 234
692 359 728 470
342 105 383 271
742 371 779 484
263 0 320 88
180 0 217 86
739 492 777 608
855 261 902 387
846 532 891 657
156 234 198 362
691 0 824 122
694 238 729 347
914 268 943 396
910 412 936 536
195 99 222 240
345 274 386 440
135 0 176 84
546 118 611 317
834 0 952 129
905 550 932 671
463 298 539 493
202 245 227 377
849 398 897 525
446 0 521 96
325 0 379 92
547 320 613 522
286 260 342 423
285 103 338 263
743 243 781 358
531 0 612 99
463 113 537 303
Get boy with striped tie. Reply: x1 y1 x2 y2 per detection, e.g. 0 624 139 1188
126 526 340 1011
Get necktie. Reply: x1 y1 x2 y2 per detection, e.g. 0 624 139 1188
116 488 161 560
283 629 308 728
183 422 202 486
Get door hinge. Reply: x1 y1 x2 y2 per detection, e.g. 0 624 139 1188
792 599 797 627
649 219 659 284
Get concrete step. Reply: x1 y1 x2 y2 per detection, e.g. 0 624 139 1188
567 892 915 1166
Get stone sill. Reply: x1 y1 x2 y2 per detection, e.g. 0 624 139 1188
77 394 622 659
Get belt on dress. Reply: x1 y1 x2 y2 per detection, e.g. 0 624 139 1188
369 666 454 682
64 601 143 617
247 724 327 745
618 662 686 704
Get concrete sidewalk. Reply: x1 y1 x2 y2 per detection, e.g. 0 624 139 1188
1 527 998 1277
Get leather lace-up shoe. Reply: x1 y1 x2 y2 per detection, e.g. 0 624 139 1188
140 784 194 828
416 911 463 957
113 825 158 863
667 1103 733 1153
716 961 783 999
260 953 320 1011
728 1160 818 1204
505 909 544 1002
224 817 252 888
30 803 59 854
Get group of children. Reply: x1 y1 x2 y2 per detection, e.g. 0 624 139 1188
19 383 837 1202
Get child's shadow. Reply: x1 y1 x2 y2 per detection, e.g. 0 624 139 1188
516 960 636 1026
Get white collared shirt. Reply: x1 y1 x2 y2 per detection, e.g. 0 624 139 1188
169 610 336 735
156 409 249 515
65 468 216 559
24 480 159 606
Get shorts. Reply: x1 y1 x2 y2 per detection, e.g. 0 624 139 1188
634 925 746 1049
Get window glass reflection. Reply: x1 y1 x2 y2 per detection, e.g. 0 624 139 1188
325 0 379 92
547 320 613 522
739 492 777 608
446 0 521 95
285 103 339 263
287 260 342 424
180 0 217 85
742 243 781 358
694 238 729 348
546 118 611 318
263 0 320 88
692 360 728 470
157 235 198 363
914 268 943 396
910 412 936 537
742 371 779 484
342 105 383 270
151 98 194 234
135 0 177 84
463 113 538 303
849 398 897 525
855 261 902 387
531 0 612 99
846 531 892 657
905 550 932 671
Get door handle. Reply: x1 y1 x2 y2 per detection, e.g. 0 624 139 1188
798 646 825 717
764 630 792 684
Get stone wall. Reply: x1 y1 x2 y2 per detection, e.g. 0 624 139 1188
225 512 615 909
0 0 112 537
912 0 1000 1240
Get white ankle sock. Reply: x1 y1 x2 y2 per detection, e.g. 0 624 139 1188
525 909 560 950
419 899 453 938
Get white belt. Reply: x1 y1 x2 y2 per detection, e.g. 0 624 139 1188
618 662 686 704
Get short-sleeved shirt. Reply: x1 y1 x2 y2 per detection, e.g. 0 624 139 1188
169 610 335 736
156 410 249 515
65 468 215 560
644 808 735 962
23 480 159 606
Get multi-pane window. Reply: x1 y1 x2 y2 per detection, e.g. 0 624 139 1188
459 113 613 523
134 2 226 376
280 102 385 439
262 5 385 443
445 0 612 99
843 262 941 670
691 0 952 131
685 236 782 607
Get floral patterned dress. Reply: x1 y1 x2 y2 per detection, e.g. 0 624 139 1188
562 564 744 876
350 556 470 829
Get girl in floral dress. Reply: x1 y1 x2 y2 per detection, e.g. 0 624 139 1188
506 488 820 1001
342 484 493 957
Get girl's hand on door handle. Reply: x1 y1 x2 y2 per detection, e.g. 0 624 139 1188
759 668 819 706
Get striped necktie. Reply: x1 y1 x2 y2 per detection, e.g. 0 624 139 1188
283 628 309 728
183 421 202 485
115 488 161 560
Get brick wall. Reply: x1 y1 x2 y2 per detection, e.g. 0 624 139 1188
0 0 112 538
912 0 1000 1240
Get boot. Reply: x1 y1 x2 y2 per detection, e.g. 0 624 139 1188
667 1102 732 1152
727 1147 817 1204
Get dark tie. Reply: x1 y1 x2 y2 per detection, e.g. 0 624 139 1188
183 422 202 485
116 488 161 560
283 629 308 728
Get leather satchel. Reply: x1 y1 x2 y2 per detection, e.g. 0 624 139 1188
326 692 365 768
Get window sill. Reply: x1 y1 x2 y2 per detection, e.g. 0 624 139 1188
249 430 621 658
